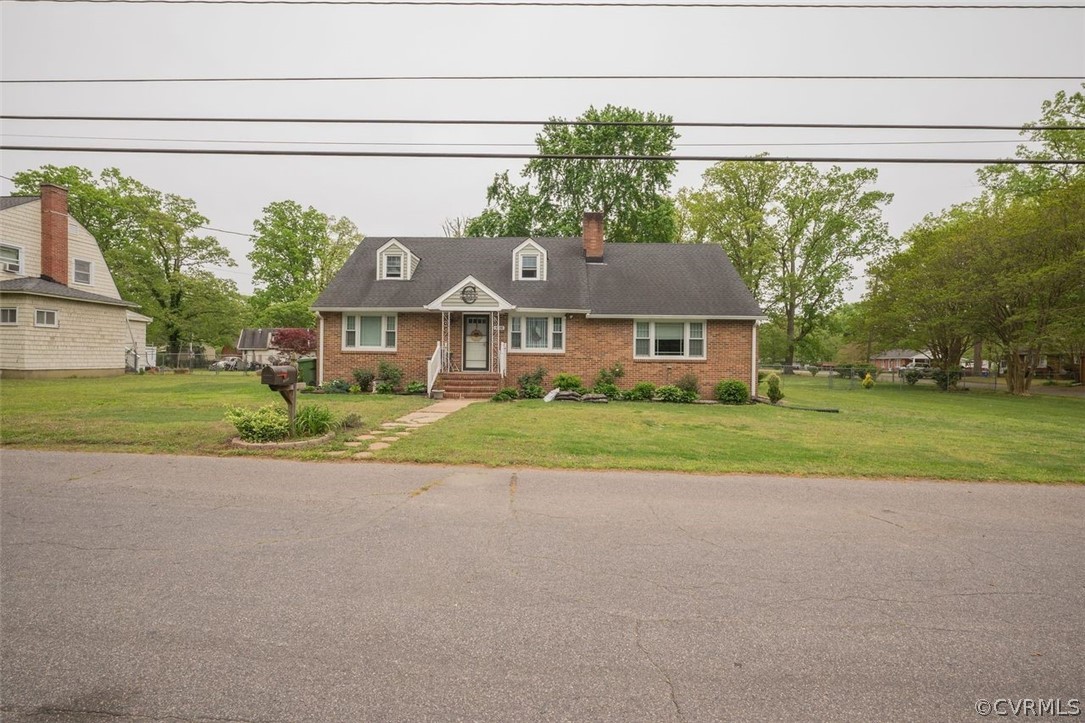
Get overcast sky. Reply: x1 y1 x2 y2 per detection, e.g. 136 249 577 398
2 0 1083 299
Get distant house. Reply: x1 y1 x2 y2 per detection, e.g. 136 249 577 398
870 349 930 373
313 212 765 398
0 184 153 378
236 328 281 367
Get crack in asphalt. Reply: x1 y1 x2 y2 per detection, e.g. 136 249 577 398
634 620 684 721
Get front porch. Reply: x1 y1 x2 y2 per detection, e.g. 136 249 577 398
427 310 508 399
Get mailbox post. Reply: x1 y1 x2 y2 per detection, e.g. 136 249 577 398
261 365 298 437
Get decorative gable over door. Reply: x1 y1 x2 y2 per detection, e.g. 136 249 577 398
424 275 513 312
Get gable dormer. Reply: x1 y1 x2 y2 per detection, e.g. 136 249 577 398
513 239 547 281
376 239 418 281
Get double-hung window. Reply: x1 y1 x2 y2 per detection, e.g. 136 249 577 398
73 259 93 285
634 320 705 359
0 307 17 325
520 254 539 279
384 254 403 279
343 314 397 350
1 244 22 274
510 315 564 352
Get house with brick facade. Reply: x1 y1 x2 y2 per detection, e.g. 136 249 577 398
313 213 764 398
0 184 152 378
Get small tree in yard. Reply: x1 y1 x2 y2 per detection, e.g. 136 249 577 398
273 328 317 361
765 373 785 404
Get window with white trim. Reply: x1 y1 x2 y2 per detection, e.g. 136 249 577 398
0 307 17 325
520 253 539 279
1 244 22 274
384 254 403 279
73 258 93 285
634 320 705 359
343 314 397 350
510 315 564 352
35 309 58 328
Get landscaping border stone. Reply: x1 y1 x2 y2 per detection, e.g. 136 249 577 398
230 432 336 449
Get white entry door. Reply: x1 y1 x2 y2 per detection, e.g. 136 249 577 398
463 315 490 371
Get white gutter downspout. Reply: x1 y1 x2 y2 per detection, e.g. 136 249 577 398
751 321 759 394
316 312 324 387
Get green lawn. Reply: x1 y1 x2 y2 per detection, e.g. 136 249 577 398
377 377 1085 483
0 372 431 460
1 373 1082 481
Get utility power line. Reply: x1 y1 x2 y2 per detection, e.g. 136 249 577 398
1 132 1038 148
5 114 1082 131
4 0 1083 8
3 144 1081 164
6 74 1081 83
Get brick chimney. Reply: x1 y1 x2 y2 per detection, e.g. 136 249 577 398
583 211 604 262
40 183 69 285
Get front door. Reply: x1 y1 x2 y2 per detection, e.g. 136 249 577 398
463 314 490 371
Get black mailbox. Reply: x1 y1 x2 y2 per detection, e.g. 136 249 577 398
261 365 297 390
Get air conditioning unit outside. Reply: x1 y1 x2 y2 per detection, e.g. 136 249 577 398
3 263 20 273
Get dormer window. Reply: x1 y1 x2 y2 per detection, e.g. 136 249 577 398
376 240 417 281
513 239 547 281
520 254 539 279
385 254 403 279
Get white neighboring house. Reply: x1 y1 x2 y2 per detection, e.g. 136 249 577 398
0 184 154 378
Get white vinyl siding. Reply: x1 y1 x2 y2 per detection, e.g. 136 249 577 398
1 244 23 274
0 307 17 325
513 240 547 281
343 314 397 350
633 320 706 359
509 315 564 353
73 258 93 285
376 240 417 281
35 309 58 328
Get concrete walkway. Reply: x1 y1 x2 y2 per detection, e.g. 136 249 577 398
326 398 479 460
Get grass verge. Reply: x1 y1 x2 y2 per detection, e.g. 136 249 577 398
376 377 1085 483
0 372 431 460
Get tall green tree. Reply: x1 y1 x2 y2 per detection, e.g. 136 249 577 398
246 200 362 327
11 166 243 353
980 84 1085 197
464 105 680 242
677 161 893 370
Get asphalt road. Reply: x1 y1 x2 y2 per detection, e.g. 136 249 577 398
1 451 1082 722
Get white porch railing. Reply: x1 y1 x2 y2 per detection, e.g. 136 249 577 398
427 342 442 396
499 341 507 379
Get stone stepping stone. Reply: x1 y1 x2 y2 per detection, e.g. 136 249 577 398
356 434 377 440
380 436 399 443
380 422 406 429
395 431 412 437
368 442 391 451
343 441 365 448
352 451 374 459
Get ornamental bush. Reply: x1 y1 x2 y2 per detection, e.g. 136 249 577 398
518 384 545 399
553 373 583 391
375 381 396 394
225 405 290 442
295 404 336 437
352 368 375 391
765 372 784 404
655 385 697 403
405 380 426 394
931 367 964 391
492 387 518 402
675 373 700 396
626 381 657 401
715 379 750 405
323 378 351 394
592 382 621 399
862 373 875 389
376 360 404 391
594 363 625 387
903 369 921 386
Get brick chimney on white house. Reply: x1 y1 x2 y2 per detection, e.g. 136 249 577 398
40 183 69 285
583 211 604 261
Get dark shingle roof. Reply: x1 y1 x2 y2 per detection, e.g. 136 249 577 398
314 237 763 318
0 196 38 211
237 328 275 350
0 277 134 307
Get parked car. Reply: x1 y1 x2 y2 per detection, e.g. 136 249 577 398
209 356 241 371
899 361 933 378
